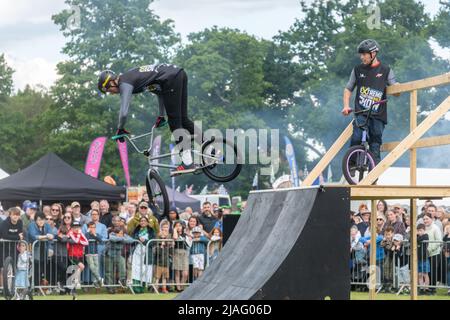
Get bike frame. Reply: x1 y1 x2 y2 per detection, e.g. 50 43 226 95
353 99 387 150
113 126 220 171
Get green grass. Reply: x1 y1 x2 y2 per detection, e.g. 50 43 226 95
31 292 178 300
2 289 449 300
351 289 450 300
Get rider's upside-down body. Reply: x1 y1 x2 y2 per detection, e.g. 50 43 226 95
99 64 199 173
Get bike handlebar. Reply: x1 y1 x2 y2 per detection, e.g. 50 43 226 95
353 99 387 115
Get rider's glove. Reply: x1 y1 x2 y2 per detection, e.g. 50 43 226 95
115 128 130 142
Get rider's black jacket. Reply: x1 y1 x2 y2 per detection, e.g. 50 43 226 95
117 64 183 129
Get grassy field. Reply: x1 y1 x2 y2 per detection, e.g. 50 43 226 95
1 290 448 300
351 290 450 300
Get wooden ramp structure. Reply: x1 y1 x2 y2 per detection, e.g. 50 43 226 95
302 72 450 300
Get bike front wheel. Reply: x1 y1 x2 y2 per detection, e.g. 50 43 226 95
3 256 16 300
146 169 170 216
342 146 376 185
201 137 242 183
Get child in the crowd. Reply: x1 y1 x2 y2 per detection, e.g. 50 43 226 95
105 227 134 292
67 221 88 290
84 221 104 288
172 220 191 292
208 227 222 263
380 226 395 293
442 223 450 295
15 240 31 298
131 216 156 293
417 223 430 295
392 233 409 294
153 220 173 293
190 226 209 280
350 225 367 287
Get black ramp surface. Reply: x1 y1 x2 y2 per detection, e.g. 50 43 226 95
176 186 350 300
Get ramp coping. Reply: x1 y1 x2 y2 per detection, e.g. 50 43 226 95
249 185 321 194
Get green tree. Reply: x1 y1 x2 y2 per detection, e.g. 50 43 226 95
173 27 305 194
0 54 14 101
0 87 53 172
44 0 180 184
278 0 450 175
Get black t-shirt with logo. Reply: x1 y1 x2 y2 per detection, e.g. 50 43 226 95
352 63 391 124
119 63 183 93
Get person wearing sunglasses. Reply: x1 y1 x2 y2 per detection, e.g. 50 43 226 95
127 201 159 235
97 64 201 176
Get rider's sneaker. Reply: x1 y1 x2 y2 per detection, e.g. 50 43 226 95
171 163 197 177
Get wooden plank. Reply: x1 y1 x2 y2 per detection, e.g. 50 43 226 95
381 134 450 152
410 198 418 300
302 123 353 186
410 90 418 300
369 199 377 300
359 95 450 185
350 185 450 200
387 72 450 95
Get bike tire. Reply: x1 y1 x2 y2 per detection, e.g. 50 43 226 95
3 256 16 300
342 145 376 185
201 137 242 183
146 169 170 216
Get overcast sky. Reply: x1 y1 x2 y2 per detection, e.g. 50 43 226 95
0 0 445 91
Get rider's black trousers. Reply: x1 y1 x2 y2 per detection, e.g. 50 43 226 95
350 115 385 164
161 70 199 145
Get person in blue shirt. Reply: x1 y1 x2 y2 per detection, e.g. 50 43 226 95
190 226 209 280
27 212 57 286
81 208 108 284
359 232 385 281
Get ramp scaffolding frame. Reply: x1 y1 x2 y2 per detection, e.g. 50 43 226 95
302 72 450 300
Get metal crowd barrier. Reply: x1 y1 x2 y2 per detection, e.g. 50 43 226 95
350 239 450 294
0 236 224 296
30 238 143 295
0 239 26 293
144 238 217 293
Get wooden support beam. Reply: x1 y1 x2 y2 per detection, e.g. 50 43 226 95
359 96 450 185
350 185 450 200
387 72 450 95
381 134 450 152
369 199 377 300
410 90 418 300
302 123 353 186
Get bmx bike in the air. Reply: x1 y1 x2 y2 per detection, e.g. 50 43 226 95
342 99 387 185
112 121 242 216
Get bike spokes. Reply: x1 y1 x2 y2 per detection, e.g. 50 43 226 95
201 138 241 183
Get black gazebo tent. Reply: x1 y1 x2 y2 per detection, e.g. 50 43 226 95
0 153 126 201
165 186 201 212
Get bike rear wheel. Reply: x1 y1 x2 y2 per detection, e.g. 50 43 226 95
342 146 376 185
146 169 170 216
3 256 16 300
201 137 242 183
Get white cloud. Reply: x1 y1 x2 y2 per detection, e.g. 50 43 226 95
0 0 66 27
5 54 60 91
151 0 302 40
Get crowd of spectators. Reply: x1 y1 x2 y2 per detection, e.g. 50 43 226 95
350 200 450 295
0 194 238 295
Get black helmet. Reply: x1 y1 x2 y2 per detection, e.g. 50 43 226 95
357 39 380 54
98 70 117 93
